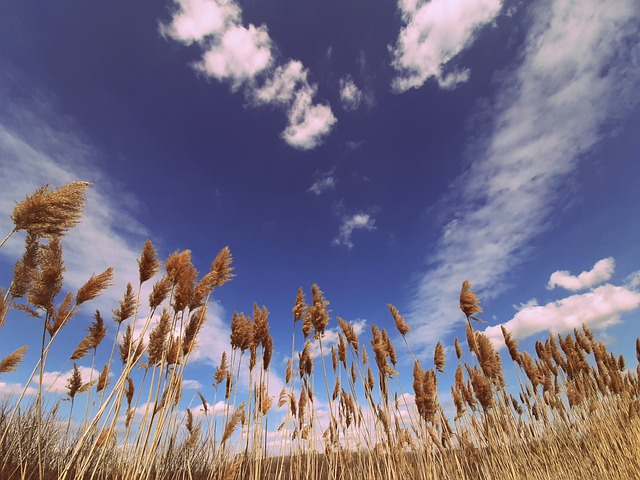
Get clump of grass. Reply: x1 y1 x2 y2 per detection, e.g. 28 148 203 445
0 182 639 480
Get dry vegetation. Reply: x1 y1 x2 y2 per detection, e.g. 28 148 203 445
0 182 639 479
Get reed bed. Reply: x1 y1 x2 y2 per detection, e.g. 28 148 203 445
0 182 638 479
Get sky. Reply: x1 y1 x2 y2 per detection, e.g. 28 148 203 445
1 0 640 434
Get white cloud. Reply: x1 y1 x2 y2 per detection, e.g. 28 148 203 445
163 1 336 149
406 0 640 350
333 213 376 249
626 271 640 290
547 257 615 292
196 24 273 90
39 366 102 395
182 379 204 390
390 0 503 92
160 0 240 44
0 382 36 396
484 284 640 349
339 75 363 111
308 168 336 196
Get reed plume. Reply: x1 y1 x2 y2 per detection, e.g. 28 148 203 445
388 303 410 336
138 240 161 285
113 283 136 324
0 345 28 373
10 181 90 238
76 267 114 305
434 341 445 373
460 280 482 320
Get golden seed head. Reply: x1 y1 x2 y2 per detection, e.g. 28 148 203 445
28 237 64 317
460 280 482 319
387 304 410 336
96 363 110 392
149 275 172 309
0 346 28 374
76 267 114 306
11 181 90 238
113 283 136 324
210 246 235 289
293 287 306 322
138 240 160 285
213 351 229 386
501 325 521 363
434 341 445 373
66 363 83 399
148 308 171 365
310 284 330 338
454 337 462 360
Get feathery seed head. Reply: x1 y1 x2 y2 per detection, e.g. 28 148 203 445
113 283 136 324
11 181 90 238
138 240 160 284
293 287 306 322
149 275 172 309
388 304 410 336
210 246 234 289
434 341 445 373
76 267 114 305
460 280 482 319
0 345 28 373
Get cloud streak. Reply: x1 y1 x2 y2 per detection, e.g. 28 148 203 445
407 0 640 351
0 91 152 317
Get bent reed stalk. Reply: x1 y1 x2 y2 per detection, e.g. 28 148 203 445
0 182 639 480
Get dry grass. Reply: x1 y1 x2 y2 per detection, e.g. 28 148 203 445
0 182 639 480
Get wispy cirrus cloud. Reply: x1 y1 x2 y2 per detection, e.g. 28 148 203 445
162 0 336 150
390 0 503 92
406 0 640 351
0 85 153 317
547 257 615 292
339 75 363 111
308 168 336 196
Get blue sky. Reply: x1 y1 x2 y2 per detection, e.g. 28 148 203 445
1 0 640 424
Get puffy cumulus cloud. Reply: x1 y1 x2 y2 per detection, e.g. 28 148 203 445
390 0 503 92
333 213 376 249
0 381 36 396
406 0 640 352
339 75 364 111
484 284 640 349
547 257 615 292
196 24 273 90
160 0 240 44
308 168 336 196
282 92 336 150
163 1 336 149
253 61 336 150
182 379 204 390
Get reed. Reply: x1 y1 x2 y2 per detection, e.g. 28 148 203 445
0 182 639 479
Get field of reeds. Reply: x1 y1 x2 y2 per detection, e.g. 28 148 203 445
0 181 639 480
